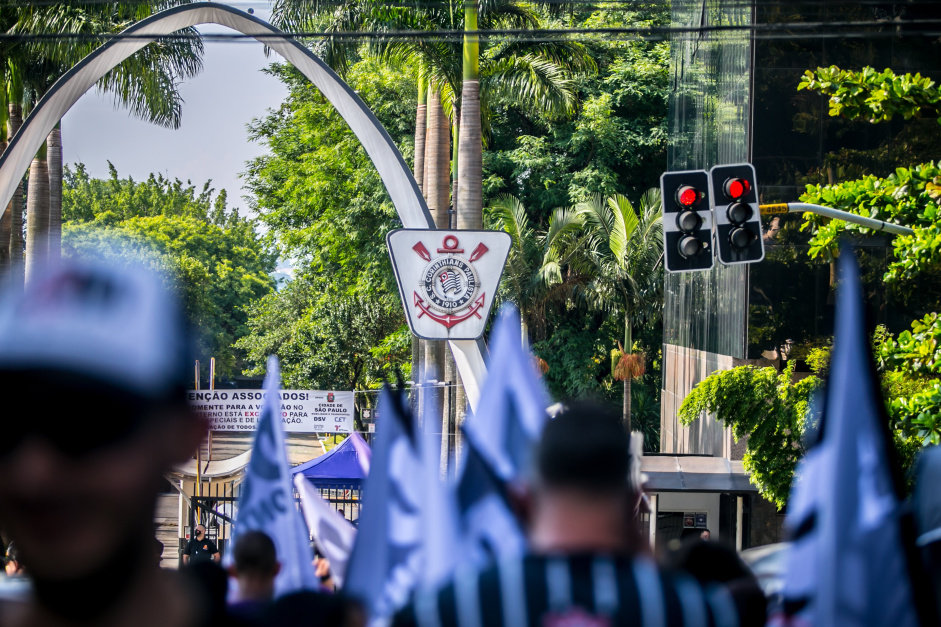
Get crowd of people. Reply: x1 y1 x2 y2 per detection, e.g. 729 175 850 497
0 261 891 626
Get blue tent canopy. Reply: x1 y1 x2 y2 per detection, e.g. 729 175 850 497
292 432 371 488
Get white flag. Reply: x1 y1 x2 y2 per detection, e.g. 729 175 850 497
232 356 319 596
344 385 423 619
776 252 929 627
294 474 356 588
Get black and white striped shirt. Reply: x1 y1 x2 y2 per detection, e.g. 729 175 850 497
393 554 740 627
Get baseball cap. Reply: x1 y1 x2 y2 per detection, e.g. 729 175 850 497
0 260 193 404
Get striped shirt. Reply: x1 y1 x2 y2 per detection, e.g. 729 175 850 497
393 554 740 627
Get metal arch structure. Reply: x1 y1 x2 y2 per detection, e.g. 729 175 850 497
0 2 488 415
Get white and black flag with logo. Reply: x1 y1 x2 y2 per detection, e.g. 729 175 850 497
344 384 423 619
773 252 935 627
231 356 319 596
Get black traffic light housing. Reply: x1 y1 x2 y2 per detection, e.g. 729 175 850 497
660 169 714 273
709 163 764 265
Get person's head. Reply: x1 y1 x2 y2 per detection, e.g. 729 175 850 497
229 530 281 602
4 541 23 577
700 529 711 541
0 262 205 587
524 401 633 553
195 525 206 539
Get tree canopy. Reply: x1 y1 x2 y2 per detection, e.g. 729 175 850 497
61 163 276 379
237 57 413 393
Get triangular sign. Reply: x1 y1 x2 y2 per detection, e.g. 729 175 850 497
387 229 511 340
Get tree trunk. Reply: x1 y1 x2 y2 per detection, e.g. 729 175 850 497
623 378 632 435
423 87 451 229
0 67 7 280
9 103 24 292
623 312 632 431
0 140 9 281
26 146 50 285
422 86 451 466
46 123 62 265
413 74 427 194
442 346 455 477
451 103 460 226
411 76 428 420
456 0 482 231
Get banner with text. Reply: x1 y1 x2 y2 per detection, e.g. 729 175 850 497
187 389 354 433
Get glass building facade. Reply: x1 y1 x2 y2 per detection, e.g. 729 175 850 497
662 0 941 453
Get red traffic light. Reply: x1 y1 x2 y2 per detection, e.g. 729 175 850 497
723 178 751 200
676 186 701 208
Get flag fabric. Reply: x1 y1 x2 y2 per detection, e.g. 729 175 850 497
777 251 927 627
416 408 461 591
464 304 550 481
294 474 357 588
434 304 549 578
232 356 319 596
344 385 423 619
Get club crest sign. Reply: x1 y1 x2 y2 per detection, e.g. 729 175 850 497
387 229 511 340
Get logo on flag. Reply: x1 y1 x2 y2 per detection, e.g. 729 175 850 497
327 392 334 403
231 356 319 597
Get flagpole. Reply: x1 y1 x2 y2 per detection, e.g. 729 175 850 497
194 360 201 525
206 357 214 474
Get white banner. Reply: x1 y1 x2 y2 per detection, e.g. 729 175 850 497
187 389 354 433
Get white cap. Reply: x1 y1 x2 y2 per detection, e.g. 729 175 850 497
0 261 192 400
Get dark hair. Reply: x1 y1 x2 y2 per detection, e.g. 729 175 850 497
536 401 630 494
233 530 278 575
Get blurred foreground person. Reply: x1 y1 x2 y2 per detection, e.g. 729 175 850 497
395 402 760 627
0 262 222 627
228 531 280 622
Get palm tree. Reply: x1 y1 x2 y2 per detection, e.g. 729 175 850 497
488 194 587 343
7 63 24 290
575 189 663 432
456 4 594 231
7 2 203 280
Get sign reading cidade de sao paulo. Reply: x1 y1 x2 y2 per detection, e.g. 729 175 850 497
387 229 511 340
187 389 354 433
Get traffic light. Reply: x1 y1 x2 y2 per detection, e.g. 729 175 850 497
660 169 714 273
709 163 764 265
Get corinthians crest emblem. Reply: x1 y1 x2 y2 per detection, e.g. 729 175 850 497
387 229 511 340
412 235 487 328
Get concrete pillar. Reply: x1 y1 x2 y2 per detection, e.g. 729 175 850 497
735 495 744 551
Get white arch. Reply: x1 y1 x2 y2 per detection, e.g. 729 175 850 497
0 3 487 421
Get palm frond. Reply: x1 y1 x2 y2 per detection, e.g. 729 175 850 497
607 193 639 267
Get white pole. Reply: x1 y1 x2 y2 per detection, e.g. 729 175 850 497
760 202 914 236
735 496 744 551
649 494 658 551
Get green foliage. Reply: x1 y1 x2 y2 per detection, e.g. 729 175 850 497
484 6 670 218
61 163 275 378
875 317 941 446
799 66 941 126
799 162 941 280
678 364 822 508
486 194 584 341
889 381 941 446
63 162 237 226
238 56 416 389
878 313 941 375
235 276 408 391
630 387 660 452
805 345 832 377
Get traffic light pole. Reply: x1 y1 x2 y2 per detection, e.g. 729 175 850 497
759 202 915 236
